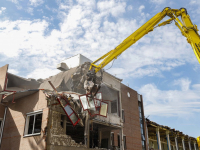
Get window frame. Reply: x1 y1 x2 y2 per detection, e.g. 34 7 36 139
110 132 114 146
138 100 146 150
24 110 43 137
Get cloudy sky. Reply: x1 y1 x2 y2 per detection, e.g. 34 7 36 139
0 0 200 138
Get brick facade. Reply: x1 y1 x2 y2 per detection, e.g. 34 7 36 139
0 90 48 150
112 83 147 150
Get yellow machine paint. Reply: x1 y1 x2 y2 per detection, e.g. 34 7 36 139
197 136 200 149
85 7 200 96
89 7 200 73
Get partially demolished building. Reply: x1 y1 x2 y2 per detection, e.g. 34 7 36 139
146 119 199 150
0 54 148 150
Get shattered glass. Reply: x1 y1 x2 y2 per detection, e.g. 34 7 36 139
79 95 90 110
64 105 73 115
88 97 96 111
64 104 79 125
70 113 79 124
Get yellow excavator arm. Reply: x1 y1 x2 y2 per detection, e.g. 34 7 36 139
85 7 200 96
197 136 200 150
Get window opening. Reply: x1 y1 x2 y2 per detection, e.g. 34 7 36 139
138 100 146 150
122 109 125 122
118 134 120 148
127 92 130 98
138 94 141 101
123 135 127 149
111 132 114 146
111 100 117 113
24 111 42 136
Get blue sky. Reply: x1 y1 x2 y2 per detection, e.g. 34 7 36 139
0 0 200 138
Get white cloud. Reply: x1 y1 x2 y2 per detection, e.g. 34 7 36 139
0 20 49 57
0 7 6 15
139 83 200 117
27 7 34 15
190 0 200 5
8 69 19 75
138 5 145 13
7 0 18 4
173 78 191 91
97 0 126 17
0 0 199 82
127 5 132 11
29 0 44 6
26 68 60 79
150 0 165 4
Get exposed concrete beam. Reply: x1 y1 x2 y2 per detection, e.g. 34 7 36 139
188 139 191 150
175 136 179 150
182 137 186 150
166 130 171 150
156 127 162 150
194 142 197 150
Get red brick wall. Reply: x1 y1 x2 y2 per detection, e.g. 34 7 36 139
112 83 146 150
121 83 142 150
1 90 48 150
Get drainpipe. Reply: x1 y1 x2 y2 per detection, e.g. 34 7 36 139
0 106 8 148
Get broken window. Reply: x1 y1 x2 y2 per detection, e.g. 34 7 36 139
100 102 108 117
64 104 80 126
88 97 96 111
24 111 42 136
79 95 90 110
111 100 117 113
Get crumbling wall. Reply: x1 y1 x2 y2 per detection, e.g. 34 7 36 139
46 93 87 150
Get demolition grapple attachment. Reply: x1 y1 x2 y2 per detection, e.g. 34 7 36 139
84 69 102 97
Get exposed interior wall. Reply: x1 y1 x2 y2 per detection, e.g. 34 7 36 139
1 90 48 150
